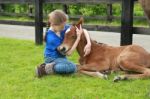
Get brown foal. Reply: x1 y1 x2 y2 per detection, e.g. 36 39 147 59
58 20 150 81
58 0 150 81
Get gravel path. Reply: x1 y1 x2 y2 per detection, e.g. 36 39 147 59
0 24 150 51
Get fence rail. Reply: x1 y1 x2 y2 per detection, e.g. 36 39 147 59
0 20 149 35
0 0 149 45
0 12 147 21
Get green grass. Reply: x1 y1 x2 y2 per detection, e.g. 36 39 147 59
0 37 150 99
0 16 34 22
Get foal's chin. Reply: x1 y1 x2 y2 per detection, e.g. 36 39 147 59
57 48 67 55
58 49 70 56
57 45 71 55
59 51 67 55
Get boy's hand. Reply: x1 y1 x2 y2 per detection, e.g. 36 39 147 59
75 24 83 38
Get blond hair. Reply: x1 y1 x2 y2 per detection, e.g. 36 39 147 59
48 9 68 25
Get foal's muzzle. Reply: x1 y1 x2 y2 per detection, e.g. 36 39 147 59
57 45 68 55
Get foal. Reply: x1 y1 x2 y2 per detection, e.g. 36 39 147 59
58 18 150 82
139 0 150 21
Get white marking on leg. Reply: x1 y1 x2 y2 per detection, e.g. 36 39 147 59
96 72 107 79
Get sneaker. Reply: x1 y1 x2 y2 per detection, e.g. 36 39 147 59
35 62 55 78
45 62 55 74
35 63 47 78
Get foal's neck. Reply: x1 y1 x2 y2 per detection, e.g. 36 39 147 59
76 33 105 58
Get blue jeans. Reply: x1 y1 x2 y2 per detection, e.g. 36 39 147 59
44 57 77 74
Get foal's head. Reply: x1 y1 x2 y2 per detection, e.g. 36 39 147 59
58 18 83 55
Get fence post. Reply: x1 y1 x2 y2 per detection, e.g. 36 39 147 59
121 0 134 45
0 4 4 12
107 3 112 22
35 0 43 45
63 4 68 14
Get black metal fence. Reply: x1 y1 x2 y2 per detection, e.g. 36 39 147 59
0 0 150 45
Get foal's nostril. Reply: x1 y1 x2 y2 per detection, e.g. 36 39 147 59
60 47 66 52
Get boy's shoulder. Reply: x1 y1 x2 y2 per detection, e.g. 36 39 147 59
65 24 71 29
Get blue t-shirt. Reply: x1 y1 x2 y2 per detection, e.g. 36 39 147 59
44 24 70 58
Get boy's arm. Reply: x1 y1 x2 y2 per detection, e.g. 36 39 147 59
66 36 81 56
66 25 83 56
66 25 91 56
83 29 91 57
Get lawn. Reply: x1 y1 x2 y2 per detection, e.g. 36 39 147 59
0 37 150 99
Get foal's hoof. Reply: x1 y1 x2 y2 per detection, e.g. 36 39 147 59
113 76 121 82
113 75 127 82
103 74 108 79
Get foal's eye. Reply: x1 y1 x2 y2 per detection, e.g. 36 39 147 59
72 36 77 39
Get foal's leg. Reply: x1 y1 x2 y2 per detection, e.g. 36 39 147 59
77 63 108 79
78 63 109 72
80 70 107 79
114 61 150 82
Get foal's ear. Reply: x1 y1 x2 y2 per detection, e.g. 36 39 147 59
76 17 84 29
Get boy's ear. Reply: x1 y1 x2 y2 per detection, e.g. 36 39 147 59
76 17 84 29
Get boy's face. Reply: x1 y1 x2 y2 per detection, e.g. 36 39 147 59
52 22 66 32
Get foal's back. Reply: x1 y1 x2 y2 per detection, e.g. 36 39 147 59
84 42 150 71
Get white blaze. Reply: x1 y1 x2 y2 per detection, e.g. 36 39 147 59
65 28 71 34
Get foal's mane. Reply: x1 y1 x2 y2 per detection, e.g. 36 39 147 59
79 30 106 47
92 40 105 45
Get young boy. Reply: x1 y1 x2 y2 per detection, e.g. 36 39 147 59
36 10 91 77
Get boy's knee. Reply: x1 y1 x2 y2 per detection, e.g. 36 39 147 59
54 62 77 74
